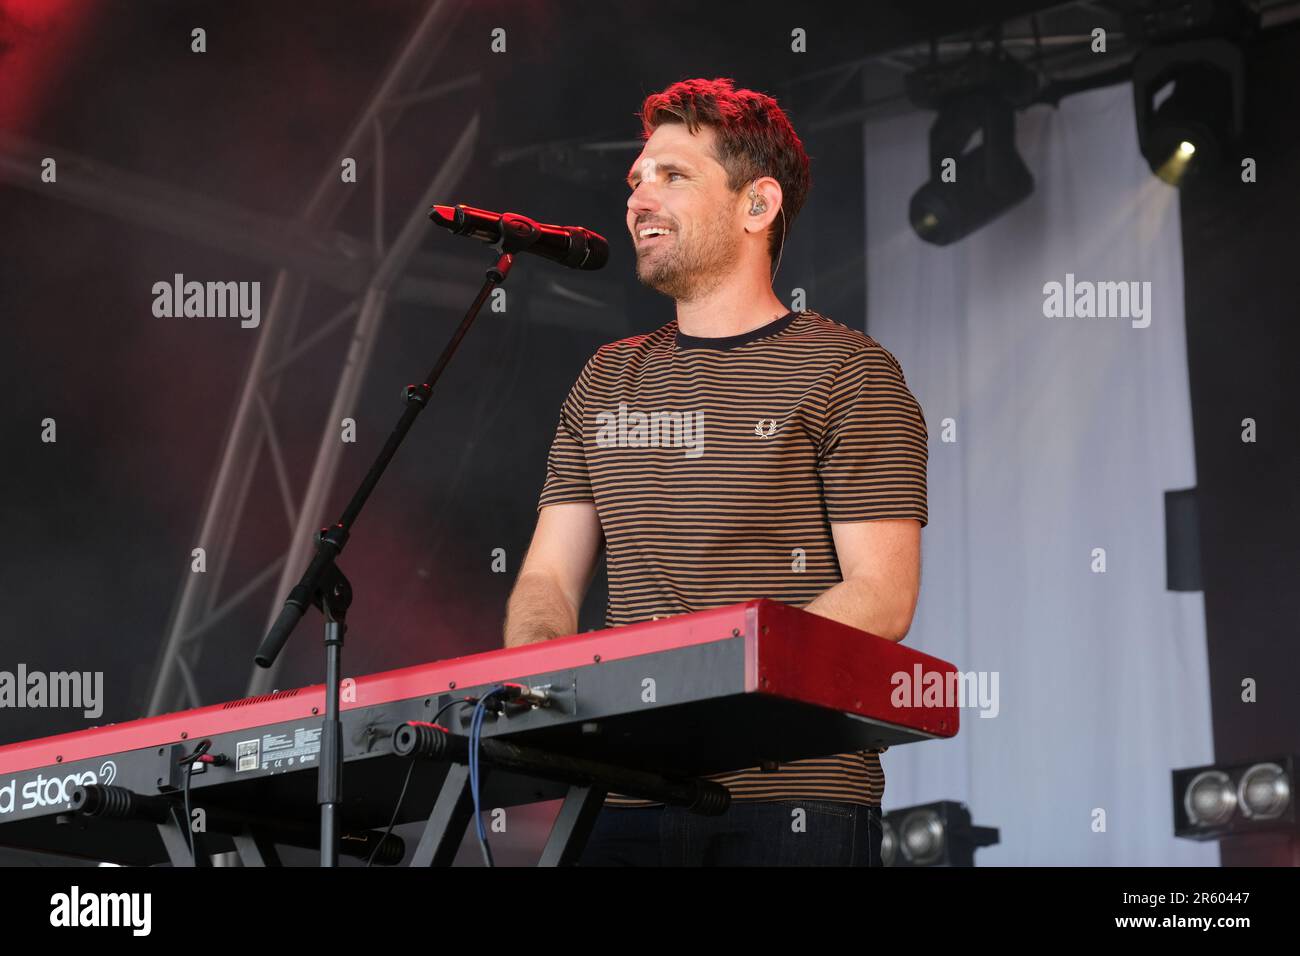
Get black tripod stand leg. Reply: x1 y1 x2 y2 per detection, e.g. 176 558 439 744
231 827 283 867
537 784 608 867
408 763 477 867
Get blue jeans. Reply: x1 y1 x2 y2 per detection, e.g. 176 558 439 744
576 800 883 866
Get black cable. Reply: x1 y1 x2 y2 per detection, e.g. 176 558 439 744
367 697 473 867
178 740 210 866
366 761 415 868
182 761 197 864
431 696 474 726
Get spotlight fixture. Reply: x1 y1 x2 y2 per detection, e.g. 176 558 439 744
905 51 1037 246
880 800 999 867
1184 770 1237 827
1132 38 1244 186
1173 755 1297 840
1239 762 1292 820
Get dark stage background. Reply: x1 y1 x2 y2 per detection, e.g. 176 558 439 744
1 0 1297 866
0 0 1051 748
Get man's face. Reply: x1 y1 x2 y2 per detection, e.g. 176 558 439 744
626 123 742 302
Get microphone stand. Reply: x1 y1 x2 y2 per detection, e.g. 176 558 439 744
254 249 517 867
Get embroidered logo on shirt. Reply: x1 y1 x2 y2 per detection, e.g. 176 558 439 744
754 419 778 438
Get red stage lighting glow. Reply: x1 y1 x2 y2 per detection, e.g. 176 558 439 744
0 0 102 137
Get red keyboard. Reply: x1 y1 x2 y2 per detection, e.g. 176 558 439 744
0 600 959 864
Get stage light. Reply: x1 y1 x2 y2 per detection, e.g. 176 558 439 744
880 818 898 866
1132 39 1244 187
881 800 999 867
1184 770 1236 826
1174 755 1298 840
906 107 1034 246
1238 763 1291 820
900 807 946 865
905 52 1037 246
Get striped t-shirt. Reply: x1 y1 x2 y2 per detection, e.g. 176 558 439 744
537 309 928 807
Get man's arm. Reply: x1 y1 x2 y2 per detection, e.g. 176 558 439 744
803 518 921 642
503 502 604 647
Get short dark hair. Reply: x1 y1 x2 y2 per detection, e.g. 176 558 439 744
639 77 811 264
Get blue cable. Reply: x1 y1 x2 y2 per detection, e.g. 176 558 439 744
469 685 505 867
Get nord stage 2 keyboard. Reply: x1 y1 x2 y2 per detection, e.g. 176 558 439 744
0 600 960 865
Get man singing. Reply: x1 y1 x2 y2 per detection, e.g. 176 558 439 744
503 77 928 866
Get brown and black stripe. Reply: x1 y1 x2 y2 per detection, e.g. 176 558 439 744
537 309 928 807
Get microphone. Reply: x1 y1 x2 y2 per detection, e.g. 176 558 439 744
429 204 609 271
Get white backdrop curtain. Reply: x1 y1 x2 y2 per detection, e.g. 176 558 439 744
861 83 1216 865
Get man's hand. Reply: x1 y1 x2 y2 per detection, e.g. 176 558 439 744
503 502 604 647
803 518 921 642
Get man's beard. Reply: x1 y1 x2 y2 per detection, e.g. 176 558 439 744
635 211 740 302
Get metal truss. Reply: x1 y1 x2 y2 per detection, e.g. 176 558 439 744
145 0 479 709
0 0 482 713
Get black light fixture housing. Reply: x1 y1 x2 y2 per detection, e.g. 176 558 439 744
1132 38 1245 186
906 51 1038 246
1173 754 1297 840
908 93 1034 246
881 800 1000 867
